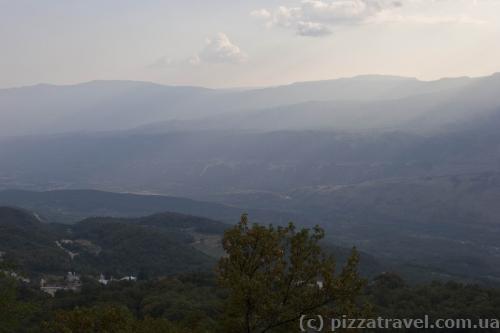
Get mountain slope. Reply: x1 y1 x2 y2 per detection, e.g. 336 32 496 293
0 81 215 136
0 207 70 274
0 74 482 137
0 207 219 277
0 189 306 225
138 74 500 133
221 172 500 284
70 217 215 277
0 207 384 279
2 114 499 197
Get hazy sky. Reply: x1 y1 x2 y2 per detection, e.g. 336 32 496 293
1 0 500 89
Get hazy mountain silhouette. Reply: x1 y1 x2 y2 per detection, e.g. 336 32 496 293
0 74 491 136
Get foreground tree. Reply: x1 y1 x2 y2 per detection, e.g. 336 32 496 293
42 304 191 333
217 214 365 333
0 268 37 333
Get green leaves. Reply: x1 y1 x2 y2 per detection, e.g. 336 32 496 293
42 304 192 333
0 275 38 333
217 214 365 333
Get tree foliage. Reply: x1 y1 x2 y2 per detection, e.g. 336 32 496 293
217 214 365 333
0 273 37 333
41 305 191 333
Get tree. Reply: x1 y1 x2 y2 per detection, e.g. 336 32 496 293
0 273 37 333
42 304 189 333
217 214 365 333
41 305 136 333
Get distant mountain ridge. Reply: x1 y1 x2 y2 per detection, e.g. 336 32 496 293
0 189 309 226
135 73 500 134
1 73 494 137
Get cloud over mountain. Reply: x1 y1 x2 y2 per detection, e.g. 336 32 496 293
196 33 248 64
149 33 247 70
252 0 485 37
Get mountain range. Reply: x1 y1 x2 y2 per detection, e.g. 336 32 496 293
1 74 500 284
2 74 500 136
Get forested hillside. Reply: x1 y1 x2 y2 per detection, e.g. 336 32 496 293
0 207 219 277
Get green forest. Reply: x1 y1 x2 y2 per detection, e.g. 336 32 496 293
2 214 500 333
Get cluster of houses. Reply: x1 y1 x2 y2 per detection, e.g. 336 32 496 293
40 272 81 296
98 274 137 285
3 249 138 297
39 271 137 296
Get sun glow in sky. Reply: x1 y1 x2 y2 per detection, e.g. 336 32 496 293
1 0 499 88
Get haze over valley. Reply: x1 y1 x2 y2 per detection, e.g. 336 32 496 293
4 1 500 330
1 73 500 284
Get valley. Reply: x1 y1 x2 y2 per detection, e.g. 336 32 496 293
1 75 500 285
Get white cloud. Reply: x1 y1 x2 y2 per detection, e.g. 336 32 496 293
252 0 486 37
369 12 487 25
250 9 272 19
150 33 247 70
297 21 332 36
300 0 387 23
197 33 248 64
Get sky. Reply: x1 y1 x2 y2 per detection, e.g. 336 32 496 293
1 0 500 89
